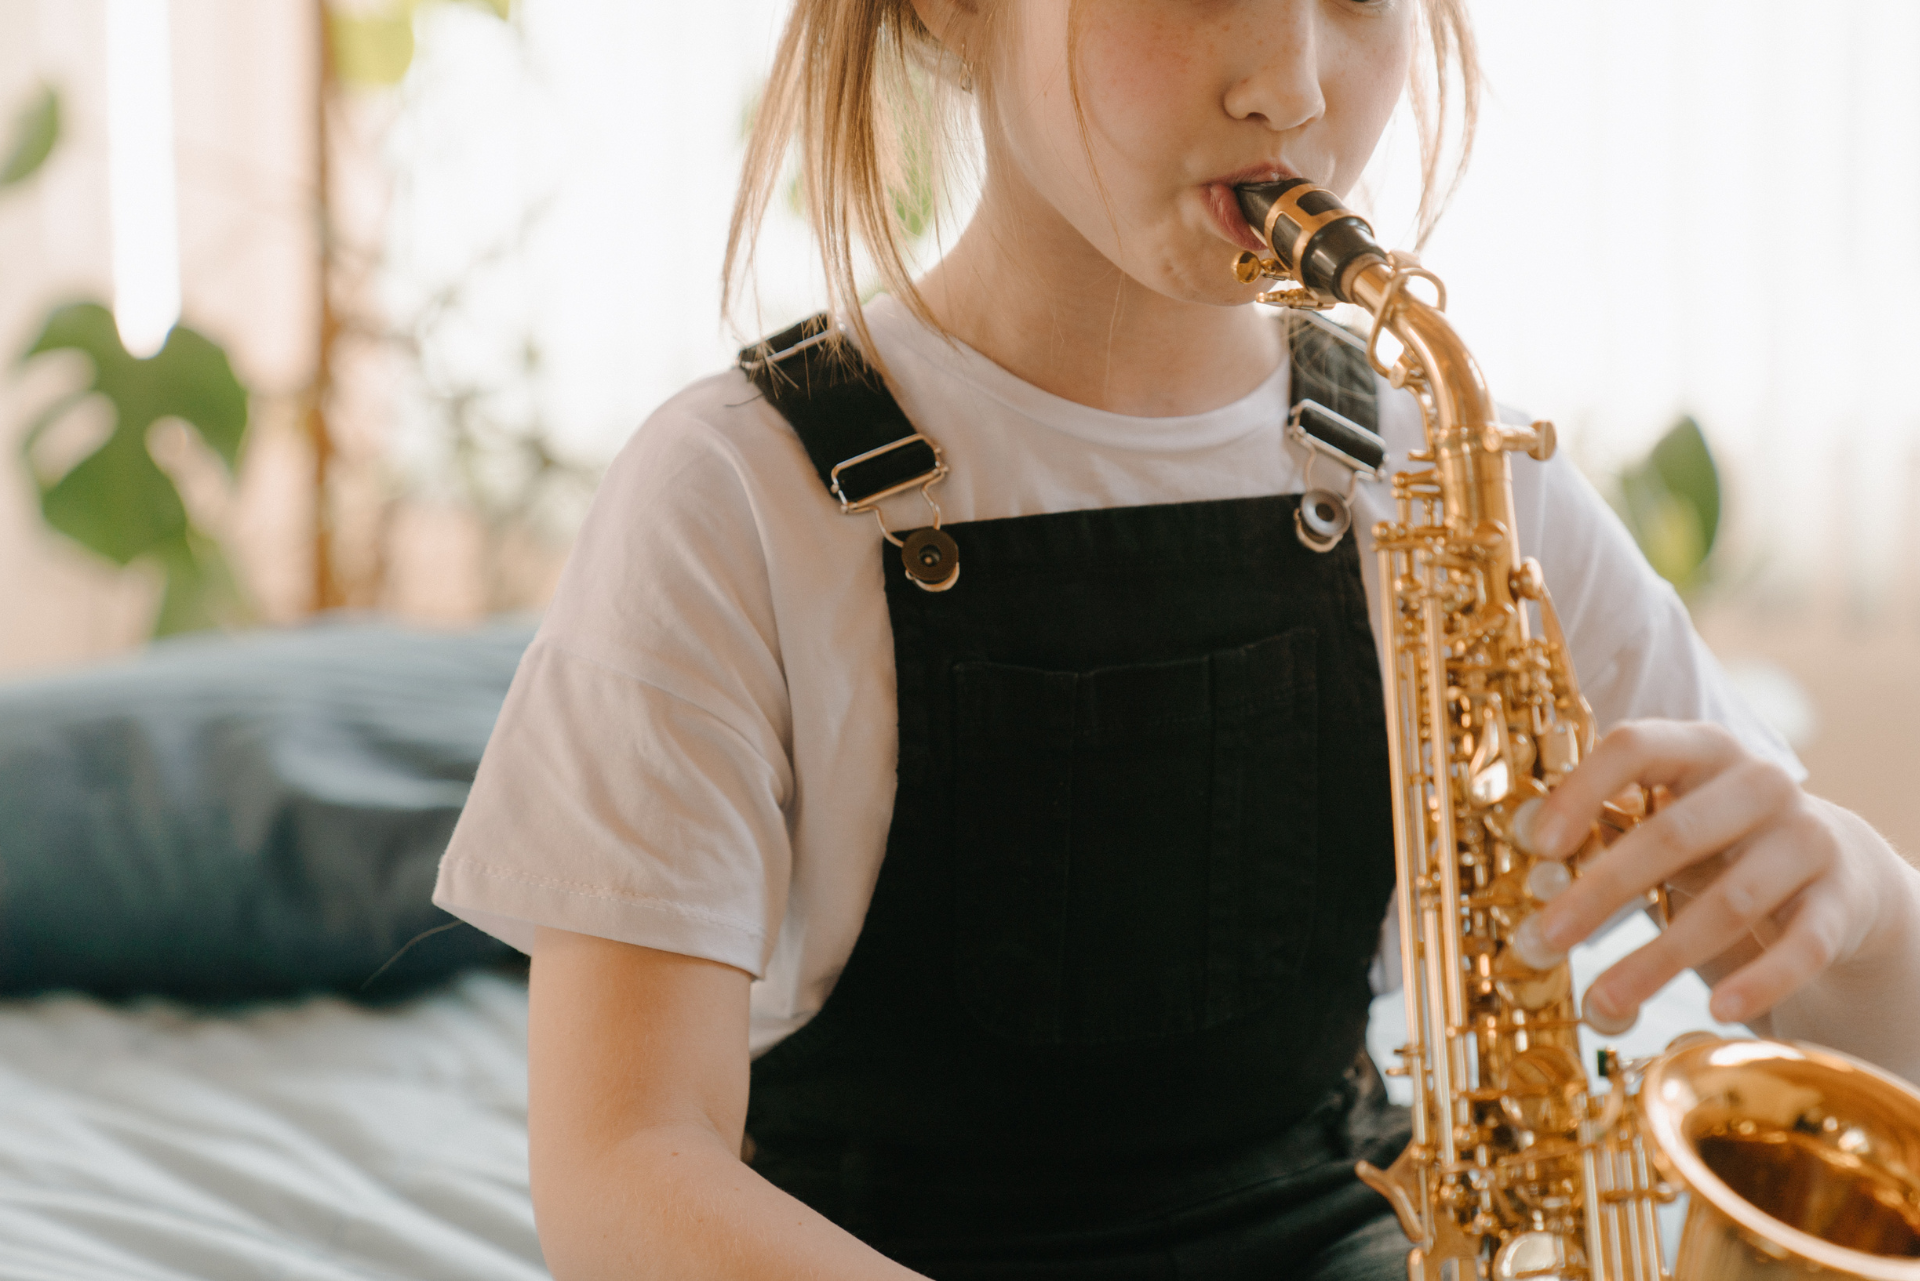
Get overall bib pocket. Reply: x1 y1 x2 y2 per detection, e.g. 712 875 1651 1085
952 627 1319 1046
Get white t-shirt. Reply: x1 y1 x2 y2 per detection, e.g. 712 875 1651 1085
432 295 1797 1054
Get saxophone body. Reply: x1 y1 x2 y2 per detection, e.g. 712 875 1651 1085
1233 180 1920 1281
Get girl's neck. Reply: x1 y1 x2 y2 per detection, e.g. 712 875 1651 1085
914 176 1284 419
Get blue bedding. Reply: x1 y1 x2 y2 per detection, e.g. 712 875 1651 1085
0 618 531 1000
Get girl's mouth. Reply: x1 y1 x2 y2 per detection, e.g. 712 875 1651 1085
1205 181 1276 255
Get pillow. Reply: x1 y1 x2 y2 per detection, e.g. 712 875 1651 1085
0 617 531 1001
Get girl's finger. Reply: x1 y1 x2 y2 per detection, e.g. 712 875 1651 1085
1705 882 1853 1024
1575 831 1817 1031
1534 757 1801 954
1516 721 1751 863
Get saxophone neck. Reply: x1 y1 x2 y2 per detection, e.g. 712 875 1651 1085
1343 256 1493 453
1233 181 1552 504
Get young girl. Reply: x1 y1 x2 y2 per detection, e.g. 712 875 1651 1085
433 2 1920 1277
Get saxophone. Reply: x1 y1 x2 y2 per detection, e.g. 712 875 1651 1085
1232 180 1920 1281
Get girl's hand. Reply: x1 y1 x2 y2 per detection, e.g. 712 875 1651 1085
1509 720 1898 1035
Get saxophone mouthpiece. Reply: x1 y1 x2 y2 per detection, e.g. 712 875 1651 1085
1233 179 1384 303
1234 178 1310 245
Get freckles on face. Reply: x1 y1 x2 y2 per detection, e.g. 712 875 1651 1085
984 0 1414 305
1085 8 1204 132
990 4 1191 204
988 3 1242 293
1317 9 1416 195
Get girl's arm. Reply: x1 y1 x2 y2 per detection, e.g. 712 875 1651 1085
1515 722 1920 1083
527 928 925 1281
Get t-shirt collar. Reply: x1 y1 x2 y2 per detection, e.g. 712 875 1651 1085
864 294 1290 455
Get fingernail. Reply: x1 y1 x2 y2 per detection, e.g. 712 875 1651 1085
1539 909 1576 950
1583 987 1638 1036
1709 990 1748 1025
1514 797 1570 859
1526 859 1572 902
1512 798 1545 854
1511 915 1566 971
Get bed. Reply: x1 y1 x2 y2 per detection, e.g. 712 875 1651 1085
0 618 546 1279
0 972 543 1281
0 620 1730 1279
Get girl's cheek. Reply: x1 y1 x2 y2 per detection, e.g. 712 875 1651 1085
1329 18 1417 183
1069 22 1206 165
994 17 1191 216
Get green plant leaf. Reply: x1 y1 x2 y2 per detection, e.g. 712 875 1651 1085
1617 415 1721 593
890 130 936 241
41 428 189 566
20 301 250 572
331 10 417 87
1 84 60 189
328 0 511 88
1647 414 1719 558
151 530 247 636
740 84 761 145
1626 482 1707 591
17 388 91 483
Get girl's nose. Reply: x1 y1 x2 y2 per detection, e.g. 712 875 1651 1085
1221 3 1327 133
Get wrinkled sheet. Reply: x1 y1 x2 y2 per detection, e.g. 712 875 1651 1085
0 919 1732 1280
0 973 546 1281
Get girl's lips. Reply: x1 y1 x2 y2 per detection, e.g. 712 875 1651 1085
1205 182 1270 255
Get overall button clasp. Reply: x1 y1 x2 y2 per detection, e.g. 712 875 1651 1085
828 433 961 593
1288 397 1388 554
900 527 961 593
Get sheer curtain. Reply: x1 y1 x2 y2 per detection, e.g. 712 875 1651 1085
4 1 1919 676
403 0 1920 605
1369 1 1920 611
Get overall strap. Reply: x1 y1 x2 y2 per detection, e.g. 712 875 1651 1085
1285 310 1379 435
739 309 1384 501
739 315 947 515
1283 309 1385 475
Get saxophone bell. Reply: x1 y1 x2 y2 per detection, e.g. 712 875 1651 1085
1642 1038 1920 1280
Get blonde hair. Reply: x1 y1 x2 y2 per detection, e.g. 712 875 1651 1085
724 1 1480 361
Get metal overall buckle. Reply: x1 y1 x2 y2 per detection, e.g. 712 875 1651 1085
744 317 961 594
1288 398 1387 553
829 436 960 593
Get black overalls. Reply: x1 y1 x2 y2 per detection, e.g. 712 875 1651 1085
739 318 1412 1280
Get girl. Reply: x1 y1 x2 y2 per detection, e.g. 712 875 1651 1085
434 2 1920 1277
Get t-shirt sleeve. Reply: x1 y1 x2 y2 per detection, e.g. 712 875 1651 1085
1519 449 1803 779
433 385 797 974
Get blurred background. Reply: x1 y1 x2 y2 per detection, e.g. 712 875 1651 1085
0 0 1916 851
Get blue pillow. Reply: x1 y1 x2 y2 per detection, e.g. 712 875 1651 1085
0 617 530 1001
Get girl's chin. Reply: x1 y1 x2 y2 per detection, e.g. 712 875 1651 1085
1145 258 1273 310
1180 240 1273 302
1088 224 1273 307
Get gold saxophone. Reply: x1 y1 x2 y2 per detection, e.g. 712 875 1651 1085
1232 180 1920 1281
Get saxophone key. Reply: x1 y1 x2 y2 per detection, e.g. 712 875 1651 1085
1492 1229 1574 1281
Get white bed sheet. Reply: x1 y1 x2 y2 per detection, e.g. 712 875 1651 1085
0 973 547 1281
0 920 1735 1281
